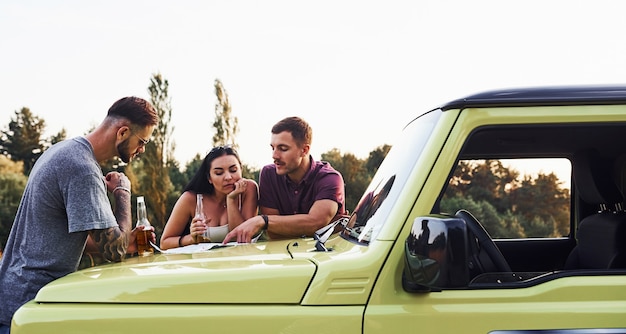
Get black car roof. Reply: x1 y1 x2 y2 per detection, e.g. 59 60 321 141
440 85 626 111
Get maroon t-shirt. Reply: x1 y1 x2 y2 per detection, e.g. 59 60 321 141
259 157 346 218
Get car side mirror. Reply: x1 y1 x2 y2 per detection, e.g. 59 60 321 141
402 215 470 292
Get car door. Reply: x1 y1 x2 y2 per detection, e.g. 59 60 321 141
363 105 626 333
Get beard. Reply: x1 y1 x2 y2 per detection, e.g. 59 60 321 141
117 138 132 163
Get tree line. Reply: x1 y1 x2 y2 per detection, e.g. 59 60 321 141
0 73 390 249
0 74 570 250
441 160 570 238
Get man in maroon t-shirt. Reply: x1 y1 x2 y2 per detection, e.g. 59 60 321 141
224 117 346 243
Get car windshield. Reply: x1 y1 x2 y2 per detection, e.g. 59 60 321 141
341 109 442 244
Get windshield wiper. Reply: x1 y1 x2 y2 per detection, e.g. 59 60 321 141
314 217 349 251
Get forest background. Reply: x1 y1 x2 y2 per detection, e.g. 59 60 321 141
0 73 568 250
0 73 391 249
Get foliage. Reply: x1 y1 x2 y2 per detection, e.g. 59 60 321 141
182 154 204 187
0 156 27 250
130 73 176 234
0 73 571 251
167 158 186 195
0 74 392 249
168 76 255 202
365 144 391 175
322 148 373 213
440 193 523 238
209 79 258 180
242 164 259 181
49 128 67 146
442 160 570 238
0 155 24 174
212 79 239 149
149 73 176 166
512 173 570 237
0 108 46 175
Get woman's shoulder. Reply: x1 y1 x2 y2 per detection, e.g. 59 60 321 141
244 179 259 192
244 178 259 187
243 179 259 199
179 190 200 202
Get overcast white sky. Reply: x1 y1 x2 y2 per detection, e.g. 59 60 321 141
2 0 626 170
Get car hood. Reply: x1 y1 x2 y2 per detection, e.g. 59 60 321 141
35 240 316 304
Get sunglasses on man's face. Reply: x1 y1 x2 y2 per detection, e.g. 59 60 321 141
133 133 150 147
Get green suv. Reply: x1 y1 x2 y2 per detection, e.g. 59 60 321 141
12 85 626 333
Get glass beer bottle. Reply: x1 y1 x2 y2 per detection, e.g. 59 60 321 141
196 193 211 243
136 196 154 256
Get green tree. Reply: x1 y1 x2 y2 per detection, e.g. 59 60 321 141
446 160 519 213
1 107 46 175
49 128 67 146
318 145 392 213
242 165 259 182
322 148 370 212
212 79 239 149
210 78 257 180
167 158 186 195
0 156 27 249
511 173 570 237
131 73 175 233
365 144 391 175
149 74 176 166
439 193 523 238
442 160 569 238
182 154 204 185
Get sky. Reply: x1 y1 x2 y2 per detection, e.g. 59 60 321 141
2 0 626 171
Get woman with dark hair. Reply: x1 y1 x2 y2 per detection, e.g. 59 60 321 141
160 146 258 249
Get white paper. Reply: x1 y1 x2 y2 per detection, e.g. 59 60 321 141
157 242 238 254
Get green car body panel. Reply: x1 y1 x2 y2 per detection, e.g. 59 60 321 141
12 85 626 333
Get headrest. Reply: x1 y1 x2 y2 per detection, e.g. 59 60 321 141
573 149 623 206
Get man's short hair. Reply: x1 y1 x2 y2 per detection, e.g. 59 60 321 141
107 97 159 127
272 116 312 147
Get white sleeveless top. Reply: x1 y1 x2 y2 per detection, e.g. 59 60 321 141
206 224 229 242
204 194 242 242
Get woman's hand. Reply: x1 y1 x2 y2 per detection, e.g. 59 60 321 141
228 179 249 199
190 216 209 243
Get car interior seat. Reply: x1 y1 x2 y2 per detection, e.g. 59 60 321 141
564 149 626 270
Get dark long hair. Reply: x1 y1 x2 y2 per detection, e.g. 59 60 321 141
183 146 241 195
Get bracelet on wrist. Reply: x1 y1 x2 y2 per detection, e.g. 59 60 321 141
178 235 185 247
113 186 131 194
261 215 269 230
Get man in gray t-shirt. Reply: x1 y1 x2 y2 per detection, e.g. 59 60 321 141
0 97 159 332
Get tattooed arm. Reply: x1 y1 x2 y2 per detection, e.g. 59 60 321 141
86 172 133 262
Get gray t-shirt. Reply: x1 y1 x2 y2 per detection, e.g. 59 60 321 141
0 137 118 325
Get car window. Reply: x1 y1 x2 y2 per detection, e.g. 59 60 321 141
440 158 571 239
343 110 443 244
